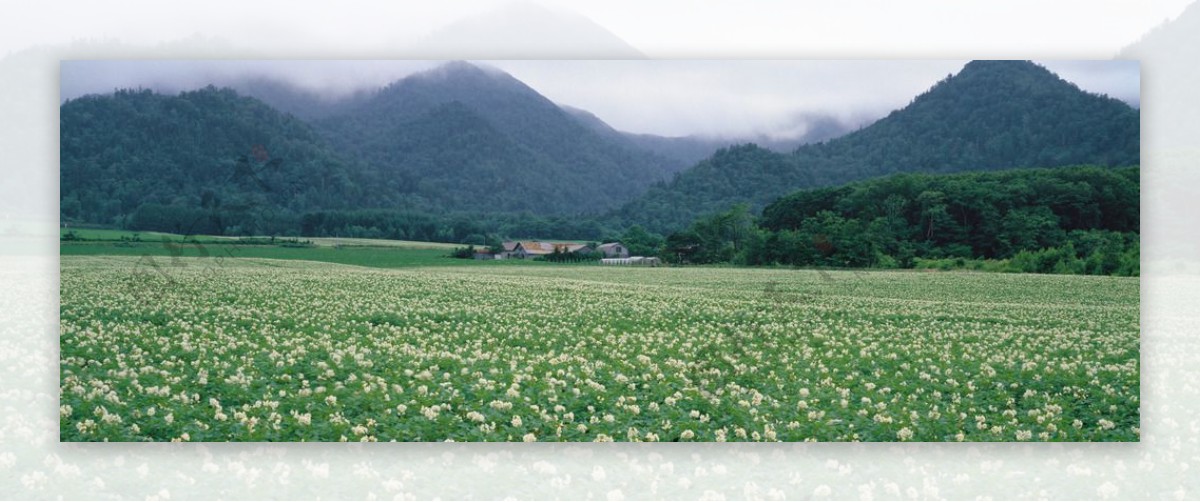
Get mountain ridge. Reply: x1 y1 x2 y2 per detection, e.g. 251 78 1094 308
313 61 684 213
614 60 1140 233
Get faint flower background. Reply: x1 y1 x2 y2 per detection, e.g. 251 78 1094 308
3 0 1198 498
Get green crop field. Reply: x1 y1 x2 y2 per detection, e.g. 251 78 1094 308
60 240 555 269
60 227 471 250
59 255 1139 442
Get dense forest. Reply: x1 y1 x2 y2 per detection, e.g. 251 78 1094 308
60 87 374 236
614 60 1140 233
662 166 1139 275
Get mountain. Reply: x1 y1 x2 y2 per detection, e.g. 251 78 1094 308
616 60 1141 233
1119 1 1196 151
60 87 370 234
405 2 644 59
314 61 683 213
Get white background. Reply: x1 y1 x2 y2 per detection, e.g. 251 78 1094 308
2 0 1198 499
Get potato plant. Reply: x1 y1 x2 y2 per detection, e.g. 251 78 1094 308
60 256 1139 442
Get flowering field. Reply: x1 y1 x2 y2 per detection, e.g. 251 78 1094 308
60 256 1139 442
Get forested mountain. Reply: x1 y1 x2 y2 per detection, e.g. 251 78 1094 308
60 60 1140 245
232 74 799 171
668 166 1139 276
314 61 682 213
616 60 1141 233
60 87 371 235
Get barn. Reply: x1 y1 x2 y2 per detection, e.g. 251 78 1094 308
597 242 630 258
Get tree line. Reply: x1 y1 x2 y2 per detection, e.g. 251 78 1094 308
658 166 1139 276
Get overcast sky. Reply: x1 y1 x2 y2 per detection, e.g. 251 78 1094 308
60 59 1139 139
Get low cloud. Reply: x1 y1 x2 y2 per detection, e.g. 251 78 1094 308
60 59 1139 139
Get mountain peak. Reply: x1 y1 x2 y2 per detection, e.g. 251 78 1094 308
929 60 1078 98
412 61 509 82
959 59 1042 74
373 60 534 108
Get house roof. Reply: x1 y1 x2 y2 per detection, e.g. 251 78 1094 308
514 241 590 255
598 242 624 250
516 241 554 254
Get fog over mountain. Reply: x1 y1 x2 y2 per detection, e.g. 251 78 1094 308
60 59 1139 243
60 59 1137 143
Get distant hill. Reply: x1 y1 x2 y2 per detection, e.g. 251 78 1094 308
59 87 371 234
1119 0 1196 152
615 60 1141 233
314 61 683 213
405 2 645 59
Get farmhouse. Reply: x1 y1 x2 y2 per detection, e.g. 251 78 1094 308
597 242 629 258
504 242 597 260
511 241 555 259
